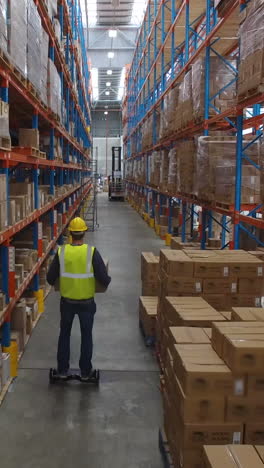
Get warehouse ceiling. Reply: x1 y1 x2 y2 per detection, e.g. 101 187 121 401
80 0 147 109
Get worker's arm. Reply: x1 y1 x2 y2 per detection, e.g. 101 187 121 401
47 252 60 286
93 249 111 288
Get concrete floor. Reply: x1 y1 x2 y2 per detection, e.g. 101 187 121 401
0 194 164 468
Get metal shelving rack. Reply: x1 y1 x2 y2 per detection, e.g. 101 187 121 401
0 0 93 348
123 0 264 251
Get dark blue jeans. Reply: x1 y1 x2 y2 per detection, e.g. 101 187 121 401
57 297 96 375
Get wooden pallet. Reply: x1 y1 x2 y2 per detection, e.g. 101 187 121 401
13 146 40 157
13 66 27 86
0 48 11 68
238 84 264 103
159 428 175 468
139 320 156 347
39 151 47 159
0 136 11 151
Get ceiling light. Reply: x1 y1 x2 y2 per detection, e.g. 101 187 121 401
109 30 117 38
105 91 110 95
83 0 97 26
118 66 126 101
105 105 109 109
91 67 98 101
108 52 114 59
106 82 111 87
104 111 108 115
107 69 112 75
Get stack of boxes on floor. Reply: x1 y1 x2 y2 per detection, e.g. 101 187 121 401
139 247 264 467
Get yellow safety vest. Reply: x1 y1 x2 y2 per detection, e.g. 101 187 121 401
58 244 95 300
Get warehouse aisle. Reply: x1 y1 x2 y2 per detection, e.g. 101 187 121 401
0 194 163 468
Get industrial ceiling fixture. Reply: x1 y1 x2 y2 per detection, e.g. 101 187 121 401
108 29 117 38
107 70 113 75
104 111 108 115
108 52 114 59
106 82 111 87
105 91 110 95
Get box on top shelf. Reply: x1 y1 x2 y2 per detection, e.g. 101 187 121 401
27 0 42 93
9 0 27 76
238 0 264 97
0 0 7 53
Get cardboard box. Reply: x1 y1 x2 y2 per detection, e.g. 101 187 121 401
139 296 158 336
256 446 264 463
229 259 264 278
0 200 7 231
222 336 264 374
239 278 264 294
203 444 264 468
193 258 229 278
244 423 264 444
18 128 39 148
178 421 243 449
11 301 27 331
203 279 237 294
174 373 225 423
141 252 159 282
168 326 211 347
95 258 109 293
211 321 264 358
160 249 194 277
173 343 233 396
164 297 224 328
232 307 264 321
159 274 202 295
229 295 262 308
226 396 264 423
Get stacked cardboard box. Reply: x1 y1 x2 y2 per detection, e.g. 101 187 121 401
0 174 7 231
15 249 38 272
197 136 262 203
141 252 159 296
175 71 193 131
47 59 62 121
0 352 10 391
0 99 10 144
162 340 243 468
0 0 7 53
157 296 226 367
192 56 237 122
177 139 196 194
9 1 27 76
211 320 264 445
27 0 42 93
203 445 264 467
159 86 180 139
238 1 264 98
158 249 264 311
10 181 34 219
139 296 158 340
40 28 49 106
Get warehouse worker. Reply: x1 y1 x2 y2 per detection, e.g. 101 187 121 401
47 217 111 380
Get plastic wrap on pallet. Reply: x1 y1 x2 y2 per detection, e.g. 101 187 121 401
46 0 57 19
160 150 169 191
27 0 42 93
53 18 61 44
177 139 196 194
9 0 27 76
159 86 180 139
0 100 10 139
149 151 160 187
40 28 49 106
192 56 237 121
47 59 62 121
197 136 262 203
238 1 264 96
0 0 7 53
174 71 193 131
167 147 178 193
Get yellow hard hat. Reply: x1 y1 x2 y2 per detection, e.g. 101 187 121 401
68 217 88 232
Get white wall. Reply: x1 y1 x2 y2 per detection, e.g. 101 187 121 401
93 137 123 176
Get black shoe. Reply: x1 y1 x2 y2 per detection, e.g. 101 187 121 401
81 369 94 381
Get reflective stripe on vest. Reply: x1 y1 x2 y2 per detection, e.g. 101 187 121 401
59 244 94 279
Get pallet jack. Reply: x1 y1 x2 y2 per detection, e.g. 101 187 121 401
49 368 100 385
